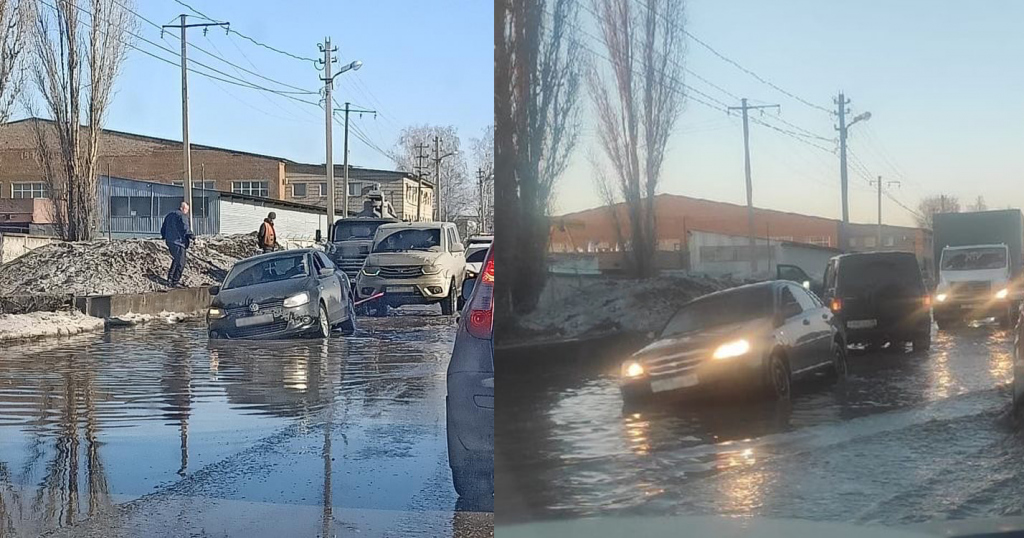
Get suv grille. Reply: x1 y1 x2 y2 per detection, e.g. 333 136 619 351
379 265 424 278
230 319 289 338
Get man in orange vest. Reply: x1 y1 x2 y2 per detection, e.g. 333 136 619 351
257 212 280 253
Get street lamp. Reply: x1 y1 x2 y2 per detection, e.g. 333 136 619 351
849 111 871 128
333 60 362 79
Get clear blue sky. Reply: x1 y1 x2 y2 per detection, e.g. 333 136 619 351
63 0 492 171
554 0 1024 227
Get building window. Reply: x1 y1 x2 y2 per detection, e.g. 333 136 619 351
884 236 895 247
232 181 269 197
317 182 327 196
348 182 362 197
171 181 216 190
808 236 831 247
11 182 47 199
292 183 307 197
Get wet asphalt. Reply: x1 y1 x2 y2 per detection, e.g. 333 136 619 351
496 321 1024 530
0 311 493 537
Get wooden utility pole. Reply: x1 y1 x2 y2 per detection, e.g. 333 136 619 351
338 102 376 219
414 143 431 221
871 176 901 248
728 98 779 274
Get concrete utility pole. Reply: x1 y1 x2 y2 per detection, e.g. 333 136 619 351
317 39 362 226
728 98 778 274
414 143 431 221
476 168 491 234
163 15 229 231
337 102 376 219
432 136 457 222
835 92 871 250
870 176 901 248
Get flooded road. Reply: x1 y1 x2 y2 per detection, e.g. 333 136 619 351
0 314 492 537
496 323 1024 530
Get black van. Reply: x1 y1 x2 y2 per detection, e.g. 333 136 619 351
822 251 932 351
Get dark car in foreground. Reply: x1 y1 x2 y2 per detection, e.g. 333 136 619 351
207 249 356 339
822 251 931 351
620 281 846 401
446 244 494 499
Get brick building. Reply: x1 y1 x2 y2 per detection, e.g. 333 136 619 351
284 163 433 221
549 193 933 270
0 118 433 222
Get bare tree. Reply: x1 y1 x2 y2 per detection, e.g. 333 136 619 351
470 124 493 230
0 0 28 123
916 194 960 229
588 0 685 278
496 0 583 323
967 195 987 212
29 0 136 241
393 124 472 221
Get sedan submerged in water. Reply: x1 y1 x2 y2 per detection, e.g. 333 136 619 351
620 281 847 401
207 249 356 339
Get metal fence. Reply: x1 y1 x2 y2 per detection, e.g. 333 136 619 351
98 176 219 238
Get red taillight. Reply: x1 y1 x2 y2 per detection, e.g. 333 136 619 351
830 298 842 312
467 255 494 339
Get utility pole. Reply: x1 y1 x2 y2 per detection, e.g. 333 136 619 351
477 168 490 234
337 102 376 220
414 143 431 221
835 92 871 250
163 15 229 231
319 38 337 225
728 98 778 274
870 176 900 249
432 136 456 222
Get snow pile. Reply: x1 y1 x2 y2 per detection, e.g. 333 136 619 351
0 310 105 342
108 310 195 326
0 233 261 297
518 274 738 340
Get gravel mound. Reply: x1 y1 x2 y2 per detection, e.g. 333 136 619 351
0 234 261 297
518 274 741 340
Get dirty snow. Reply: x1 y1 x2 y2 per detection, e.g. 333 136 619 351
0 234 261 297
0 310 105 342
518 274 739 340
108 311 196 326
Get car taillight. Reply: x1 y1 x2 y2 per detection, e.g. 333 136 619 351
466 255 494 339
923 295 931 307
830 298 842 312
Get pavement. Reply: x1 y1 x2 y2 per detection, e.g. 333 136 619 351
496 320 1024 531
0 310 493 537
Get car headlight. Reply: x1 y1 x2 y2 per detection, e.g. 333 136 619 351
936 293 947 302
996 288 1009 300
422 264 442 275
283 292 310 308
207 307 226 320
362 265 379 276
713 339 751 360
621 361 645 378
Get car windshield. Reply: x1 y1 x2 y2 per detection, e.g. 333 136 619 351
333 221 387 241
467 247 489 263
222 255 309 290
373 228 442 252
660 287 772 338
941 247 1008 271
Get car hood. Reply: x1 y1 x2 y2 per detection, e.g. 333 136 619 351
632 319 769 361
214 277 312 307
366 251 439 266
496 515 1013 538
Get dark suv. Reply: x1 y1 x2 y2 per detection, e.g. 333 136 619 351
822 251 932 351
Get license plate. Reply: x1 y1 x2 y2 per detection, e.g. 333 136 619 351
388 286 416 293
235 313 274 327
650 373 699 393
848 319 877 329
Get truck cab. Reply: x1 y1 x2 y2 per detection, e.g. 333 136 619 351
323 217 399 293
933 243 1016 328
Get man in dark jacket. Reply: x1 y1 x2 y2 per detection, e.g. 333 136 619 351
257 212 280 253
160 202 193 287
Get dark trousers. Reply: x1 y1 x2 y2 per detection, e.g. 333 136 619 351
167 243 187 284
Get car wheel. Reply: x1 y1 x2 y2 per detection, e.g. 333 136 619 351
441 279 457 316
316 303 330 338
830 340 848 381
765 353 791 401
912 332 931 352
340 298 357 335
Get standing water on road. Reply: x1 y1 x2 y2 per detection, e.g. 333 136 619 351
0 315 491 537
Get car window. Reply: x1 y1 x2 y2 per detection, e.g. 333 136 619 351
466 247 489 263
824 260 836 291
780 287 803 318
316 252 334 270
373 228 442 252
660 286 772 338
792 285 818 311
447 228 458 252
223 255 309 290
778 265 809 283
311 253 325 273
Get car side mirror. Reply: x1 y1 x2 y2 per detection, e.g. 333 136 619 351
209 285 220 296
462 277 476 300
319 267 334 277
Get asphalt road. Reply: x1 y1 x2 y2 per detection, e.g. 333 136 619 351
496 321 1024 531
0 312 492 537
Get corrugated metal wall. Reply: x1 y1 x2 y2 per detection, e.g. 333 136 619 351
219 198 325 247
99 176 219 238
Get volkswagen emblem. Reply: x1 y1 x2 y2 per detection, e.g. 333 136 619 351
249 303 260 313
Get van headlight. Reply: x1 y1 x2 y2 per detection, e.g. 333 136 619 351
621 361 645 378
283 292 310 308
936 293 948 302
713 339 751 360
207 307 226 320
996 288 1009 300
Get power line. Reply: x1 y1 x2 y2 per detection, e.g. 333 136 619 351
172 0 319 64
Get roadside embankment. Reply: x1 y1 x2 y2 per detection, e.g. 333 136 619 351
0 310 106 342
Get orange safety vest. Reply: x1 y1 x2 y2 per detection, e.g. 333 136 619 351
262 221 276 247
